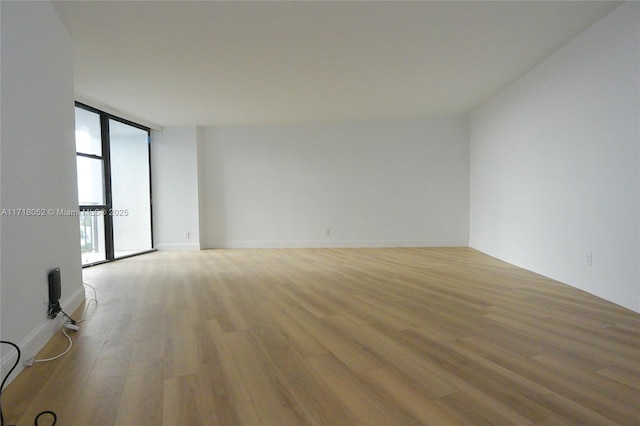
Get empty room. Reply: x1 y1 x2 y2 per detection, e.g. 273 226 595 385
1 1 638 425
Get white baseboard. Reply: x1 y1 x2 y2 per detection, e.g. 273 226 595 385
1 286 85 386
155 243 201 251
207 239 468 249
470 239 639 313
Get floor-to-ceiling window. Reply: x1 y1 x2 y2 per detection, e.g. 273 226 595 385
75 103 153 265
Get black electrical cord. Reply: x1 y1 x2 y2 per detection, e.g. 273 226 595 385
33 411 56 426
0 341 19 426
59 310 76 325
0 341 57 426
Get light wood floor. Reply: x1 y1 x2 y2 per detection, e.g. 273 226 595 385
4 248 640 425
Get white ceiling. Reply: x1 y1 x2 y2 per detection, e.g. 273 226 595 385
53 1 622 128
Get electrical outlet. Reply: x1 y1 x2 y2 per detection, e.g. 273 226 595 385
586 252 593 266
324 228 330 236
185 231 190 239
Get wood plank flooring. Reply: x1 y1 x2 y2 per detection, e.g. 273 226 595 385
3 248 639 425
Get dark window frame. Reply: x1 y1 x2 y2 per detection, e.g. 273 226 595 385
75 102 155 267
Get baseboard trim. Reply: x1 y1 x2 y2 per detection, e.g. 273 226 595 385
155 243 201 251
470 239 639 313
207 240 468 249
1 286 85 386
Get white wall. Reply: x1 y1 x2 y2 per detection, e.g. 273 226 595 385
470 2 639 312
151 126 201 250
199 117 469 248
1 1 84 381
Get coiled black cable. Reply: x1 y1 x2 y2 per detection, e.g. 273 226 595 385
0 341 19 426
33 411 56 426
0 341 57 426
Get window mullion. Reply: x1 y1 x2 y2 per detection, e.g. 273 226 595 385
101 113 115 261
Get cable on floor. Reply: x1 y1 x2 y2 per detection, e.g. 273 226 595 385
0 341 19 426
0 282 99 423
76 282 98 324
31 281 99 365
31 326 73 365
0 341 57 426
